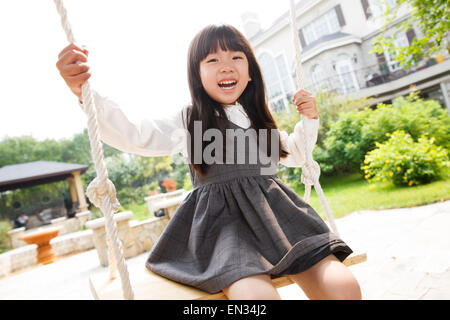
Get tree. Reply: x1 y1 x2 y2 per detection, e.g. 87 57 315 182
0 129 121 169
60 129 121 166
371 0 450 69
170 153 190 190
0 136 39 166
133 154 174 184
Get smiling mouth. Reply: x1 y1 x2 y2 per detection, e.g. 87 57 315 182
218 80 237 90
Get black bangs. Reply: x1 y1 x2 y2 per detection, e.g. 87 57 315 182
194 25 249 63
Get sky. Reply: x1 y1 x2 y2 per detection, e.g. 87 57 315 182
0 0 290 141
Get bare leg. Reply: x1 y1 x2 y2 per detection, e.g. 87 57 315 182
288 254 362 300
222 273 282 300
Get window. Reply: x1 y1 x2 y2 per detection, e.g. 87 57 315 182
314 18 330 39
258 52 295 111
259 53 283 99
368 0 396 17
275 55 294 100
335 55 359 94
302 8 342 46
384 31 410 72
311 64 329 92
303 24 316 45
326 10 341 32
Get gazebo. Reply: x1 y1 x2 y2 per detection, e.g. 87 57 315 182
0 160 90 215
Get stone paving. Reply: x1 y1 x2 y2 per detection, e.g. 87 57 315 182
0 200 449 300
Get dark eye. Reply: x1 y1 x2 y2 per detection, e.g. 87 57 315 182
206 58 218 63
233 56 244 60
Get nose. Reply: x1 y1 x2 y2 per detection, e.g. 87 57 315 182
220 64 234 73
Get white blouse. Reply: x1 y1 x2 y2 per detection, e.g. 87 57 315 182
80 91 320 168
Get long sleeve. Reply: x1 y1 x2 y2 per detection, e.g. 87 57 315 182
278 117 320 168
79 91 189 158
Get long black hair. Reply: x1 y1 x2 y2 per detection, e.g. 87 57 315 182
185 24 289 178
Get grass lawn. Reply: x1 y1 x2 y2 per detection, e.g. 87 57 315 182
89 202 151 221
124 202 151 221
95 173 450 222
292 172 450 220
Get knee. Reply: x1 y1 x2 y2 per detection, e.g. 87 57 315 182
335 278 362 300
222 274 282 300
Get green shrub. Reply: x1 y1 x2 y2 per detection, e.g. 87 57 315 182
312 146 335 174
361 130 450 186
314 90 374 148
361 93 450 152
0 220 12 254
183 173 193 191
87 207 104 220
323 109 371 173
322 93 450 175
148 180 160 192
117 185 150 206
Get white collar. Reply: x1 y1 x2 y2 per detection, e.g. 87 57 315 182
214 102 245 115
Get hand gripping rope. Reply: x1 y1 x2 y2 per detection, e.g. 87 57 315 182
53 0 134 300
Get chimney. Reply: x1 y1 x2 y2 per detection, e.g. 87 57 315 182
241 11 261 39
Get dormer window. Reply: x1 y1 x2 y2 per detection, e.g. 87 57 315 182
301 6 345 47
364 0 396 19
303 10 340 45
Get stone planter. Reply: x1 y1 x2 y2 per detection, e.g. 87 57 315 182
75 210 91 227
145 189 186 215
84 209 177 267
85 211 138 267
0 244 37 277
7 227 27 249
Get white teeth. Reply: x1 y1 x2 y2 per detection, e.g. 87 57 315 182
219 80 237 85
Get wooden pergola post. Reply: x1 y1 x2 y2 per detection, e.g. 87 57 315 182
67 177 78 204
72 171 88 212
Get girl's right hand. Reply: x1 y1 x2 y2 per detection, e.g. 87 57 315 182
56 43 91 100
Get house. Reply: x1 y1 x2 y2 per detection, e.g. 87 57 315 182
242 0 450 112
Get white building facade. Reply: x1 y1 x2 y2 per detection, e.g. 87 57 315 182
242 0 450 112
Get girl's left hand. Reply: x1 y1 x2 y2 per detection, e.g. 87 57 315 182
292 89 319 119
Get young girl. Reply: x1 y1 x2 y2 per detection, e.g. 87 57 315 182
56 24 361 300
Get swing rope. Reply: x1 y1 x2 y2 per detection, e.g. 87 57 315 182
288 0 339 236
53 0 134 300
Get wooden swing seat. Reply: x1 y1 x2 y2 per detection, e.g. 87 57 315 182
89 252 366 300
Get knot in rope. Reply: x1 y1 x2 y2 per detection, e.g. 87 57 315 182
86 177 121 212
301 160 321 186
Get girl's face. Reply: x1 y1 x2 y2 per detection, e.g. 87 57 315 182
199 48 251 105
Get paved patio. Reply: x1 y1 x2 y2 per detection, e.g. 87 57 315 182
0 200 449 300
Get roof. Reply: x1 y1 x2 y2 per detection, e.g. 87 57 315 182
0 161 89 192
302 31 353 52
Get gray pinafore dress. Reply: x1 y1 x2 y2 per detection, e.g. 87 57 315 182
145 118 353 294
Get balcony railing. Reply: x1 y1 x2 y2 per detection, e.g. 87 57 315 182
304 55 448 96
